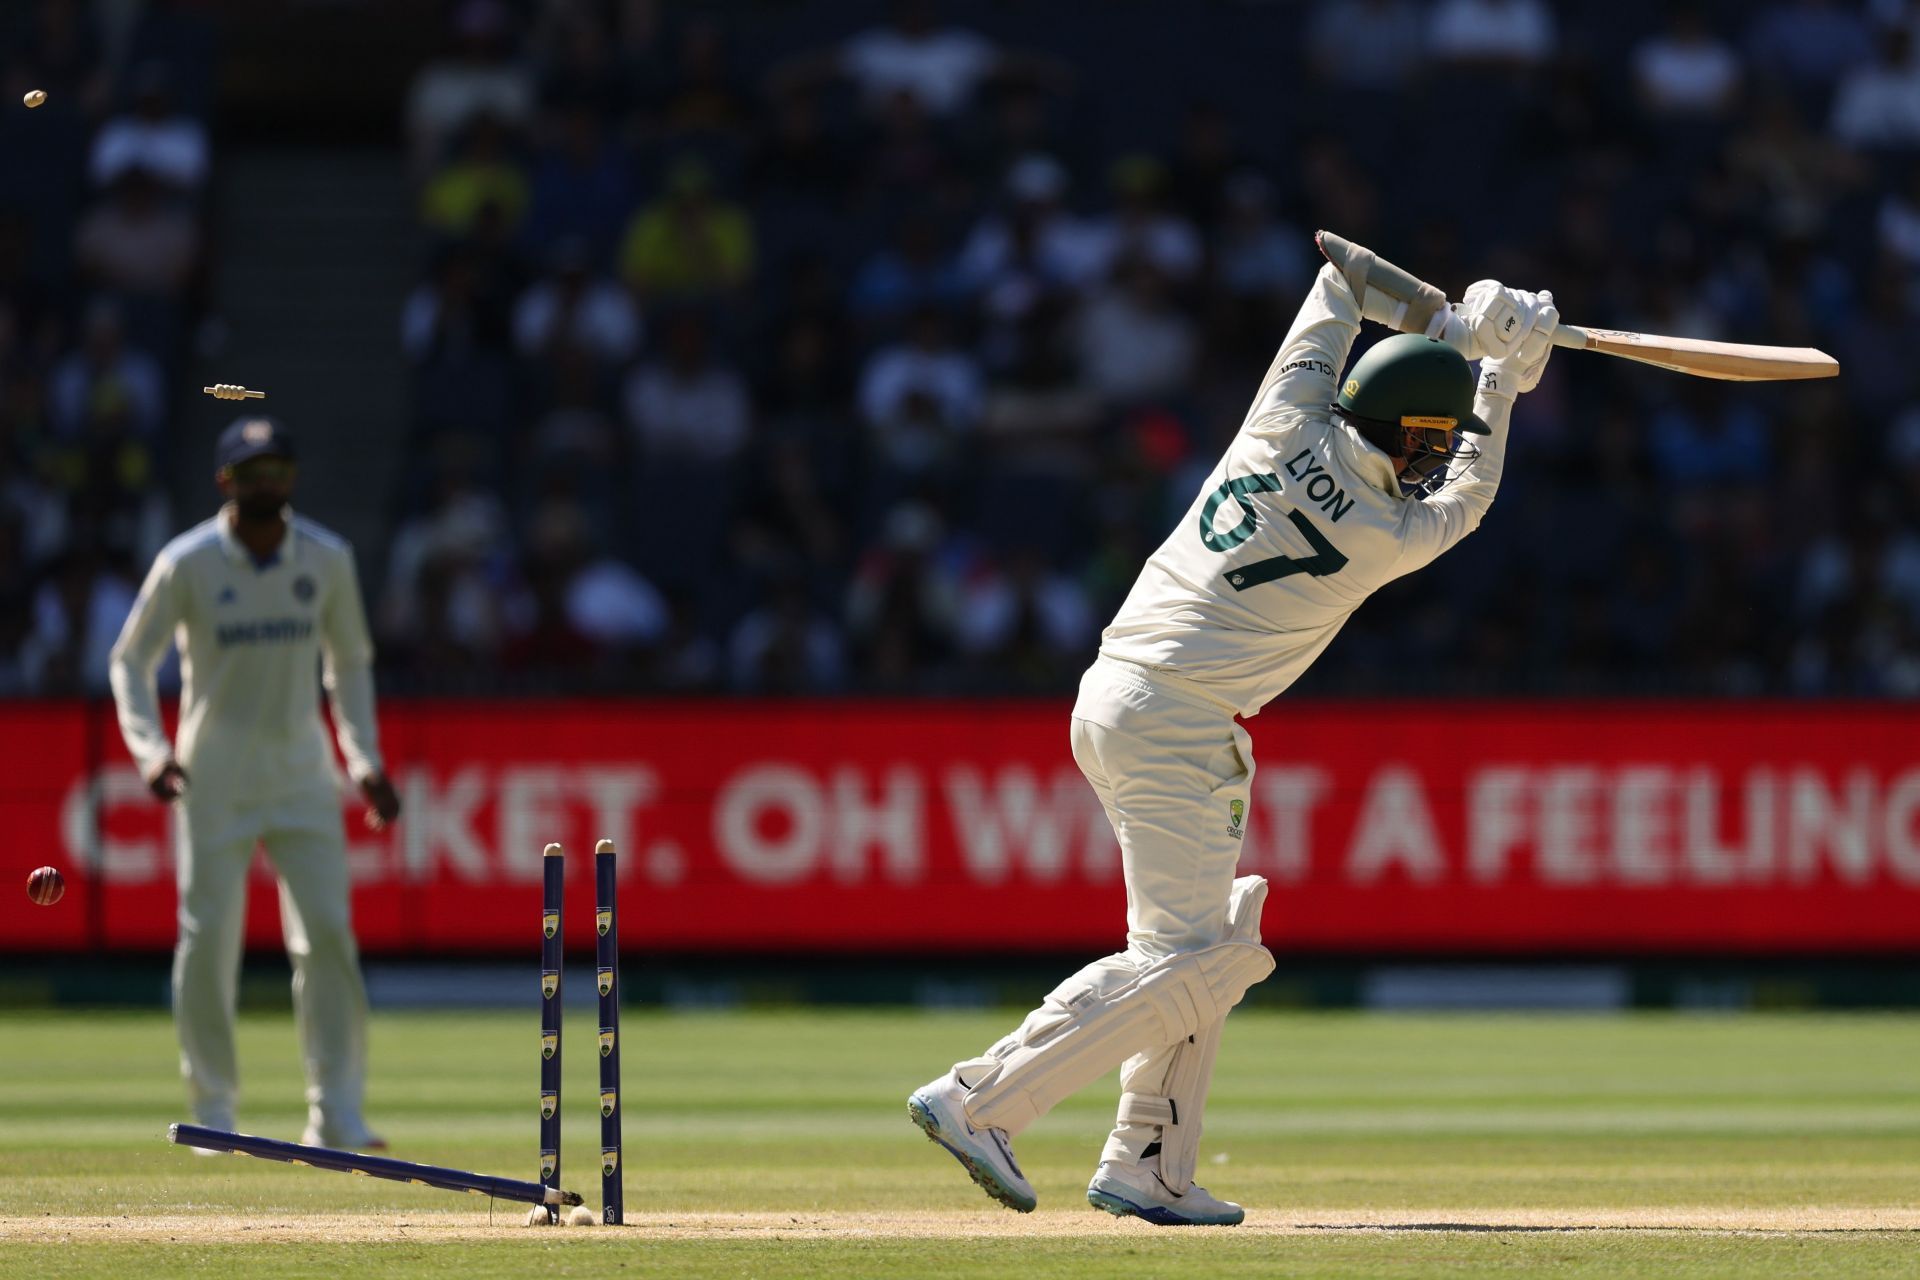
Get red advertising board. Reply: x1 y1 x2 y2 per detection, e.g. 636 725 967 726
3 699 1919 955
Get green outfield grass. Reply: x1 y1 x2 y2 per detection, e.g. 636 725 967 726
2 1007 1918 1277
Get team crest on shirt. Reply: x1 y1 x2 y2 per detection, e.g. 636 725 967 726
292 574 316 602
1227 799 1245 840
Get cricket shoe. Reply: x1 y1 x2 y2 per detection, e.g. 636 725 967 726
1086 1160 1245 1226
188 1107 235 1157
907 1072 1036 1213
301 1122 388 1152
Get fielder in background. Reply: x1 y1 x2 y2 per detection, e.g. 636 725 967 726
910 259 1558 1224
109 416 401 1150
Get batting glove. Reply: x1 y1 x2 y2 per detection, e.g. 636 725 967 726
1478 290 1558 398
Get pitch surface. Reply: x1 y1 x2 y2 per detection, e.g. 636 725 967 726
2 1008 1916 1277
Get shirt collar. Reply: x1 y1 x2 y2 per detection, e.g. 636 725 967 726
217 504 299 569
1325 414 1405 499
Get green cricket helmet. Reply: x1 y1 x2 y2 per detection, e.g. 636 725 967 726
1333 333 1487 498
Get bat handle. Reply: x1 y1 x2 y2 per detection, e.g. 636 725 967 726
1321 229 1596 356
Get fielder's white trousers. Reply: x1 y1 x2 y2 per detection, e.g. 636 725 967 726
172 789 369 1135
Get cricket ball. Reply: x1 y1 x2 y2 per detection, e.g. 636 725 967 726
23 90 47 109
27 866 64 905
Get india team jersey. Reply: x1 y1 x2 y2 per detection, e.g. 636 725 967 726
109 510 384 809
1099 264 1515 717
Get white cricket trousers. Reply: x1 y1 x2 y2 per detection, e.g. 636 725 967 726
951 656 1260 1146
1066 657 1260 1161
1071 656 1255 960
173 791 369 1134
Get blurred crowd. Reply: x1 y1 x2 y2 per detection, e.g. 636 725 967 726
387 0 1920 697
9 0 1920 700
0 0 212 694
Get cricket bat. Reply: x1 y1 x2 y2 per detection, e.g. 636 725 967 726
1315 230 1838 383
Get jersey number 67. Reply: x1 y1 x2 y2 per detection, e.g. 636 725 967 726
1198 472 1348 592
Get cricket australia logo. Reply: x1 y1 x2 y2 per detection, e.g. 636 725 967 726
599 1028 616 1058
543 910 560 939
600 1090 618 1118
597 967 614 997
602 1148 620 1177
540 1091 558 1120
540 1149 557 1180
541 1032 558 1061
1227 798 1246 840
541 970 559 999
596 908 612 936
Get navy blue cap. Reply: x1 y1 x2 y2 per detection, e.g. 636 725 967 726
214 416 296 470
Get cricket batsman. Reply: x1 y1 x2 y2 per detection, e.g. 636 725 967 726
910 247 1559 1223
109 416 400 1150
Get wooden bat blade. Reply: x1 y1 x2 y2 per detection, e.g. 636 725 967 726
1550 325 1838 382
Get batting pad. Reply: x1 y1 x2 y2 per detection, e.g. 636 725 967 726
1103 875 1271 1193
958 889 1275 1136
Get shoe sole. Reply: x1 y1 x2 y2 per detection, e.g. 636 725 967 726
1087 1187 1243 1227
907 1094 1036 1213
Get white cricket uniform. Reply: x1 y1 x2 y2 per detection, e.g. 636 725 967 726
1082 261 1511 956
108 508 384 1136
949 264 1517 1189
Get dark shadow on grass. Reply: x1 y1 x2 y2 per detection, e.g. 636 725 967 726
1298 1224 1920 1236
